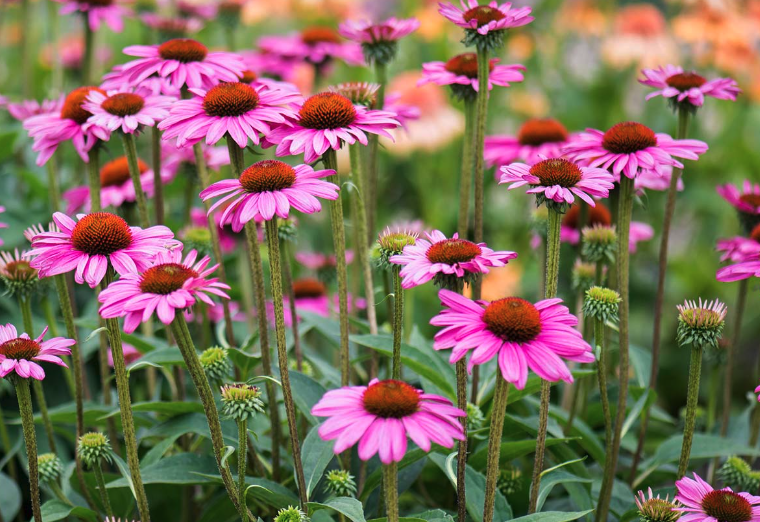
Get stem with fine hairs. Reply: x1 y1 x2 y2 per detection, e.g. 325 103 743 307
391 266 403 379
383 462 399 522
14 377 42 522
121 132 150 228
482 377 510 522
366 60 388 242
152 127 164 224
677 344 704 477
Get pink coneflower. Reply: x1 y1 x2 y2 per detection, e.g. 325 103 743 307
339 17 420 45
62 155 177 213
107 343 141 367
716 250 760 282
159 82 300 149
500 157 614 208
118 39 245 91
431 289 594 388
438 1 534 36
295 251 354 271
6 97 64 122
384 92 421 129
23 86 107 166
200 160 339 229
311 378 466 463
674 472 760 522
27 212 178 288
563 121 708 179
56 0 132 32
41 35 112 72
485 118 573 168
634 165 684 194
628 222 654 253
390 230 516 289
559 202 652 252
639 65 740 108
83 88 173 137
717 226 760 263
268 277 365 327
98 248 230 332
755 384 760 403
717 181 760 232
267 92 399 163
0 324 73 380
258 27 365 67
419 54 524 96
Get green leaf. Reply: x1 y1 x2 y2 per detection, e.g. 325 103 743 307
127 347 185 372
100 401 204 419
309 497 366 522
630 344 652 389
107 453 218 489
289 370 327 425
141 434 181 467
302 424 335 499
507 510 594 522
109 452 137 499
535 470 592 512
33 500 99 522
408 510 454 522
0 472 21 521
468 438 577 470
145 413 238 446
621 389 656 440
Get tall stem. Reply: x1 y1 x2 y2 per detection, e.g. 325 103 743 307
528 206 561 513
15 378 42 522
121 132 150 228
322 149 350 386
20 0 31 97
93 464 114 518
595 317 614 521
631 109 690 480
88 146 101 211
457 99 476 238
391 267 404 379
280 240 303 369
238 420 248 522
482 377 510 522
455 358 468 522
678 345 704 477
82 15 94 84
102 268 151 522
196 142 235 346
366 61 387 241
46 158 61 214
265 218 308 508
471 46 490 301
722 279 747 435
383 463 399 522
152 127 164 225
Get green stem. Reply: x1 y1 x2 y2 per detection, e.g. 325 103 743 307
457 99 476 237
121 132 150 228
722 279 747 435
47 0 62 96
482 377 510 522
14 378 41 522
678 344 704 477
102 268 151 522
93 463 114 517
82 14 94 84
46 158 61 214
366 61 387 242
391 266 403 380
471 46 490 301
595 317 614 518
707 364 720 432
265 218 308 508
238 420 248 522
322 149 350 386
49 481 73 506
544 208 562 299
20 0 31 98
88 146 101 211
383 463 399 522
280 240 303 371
455 357 468 522
152 127 164 225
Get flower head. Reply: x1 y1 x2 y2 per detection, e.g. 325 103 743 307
38 453 64 484
329 82 380 107
77 432 113 468
271 278 365 327
274 506 309 522
571 259 597 291
200 160 338 229
390 230 516 290
83 88 173 137
583 286 621 324
719 457 760 495
419 53 524 100
438 0 534 50
140 13 203 40
377 227 419 272
563 121 708 180
717 181 760 234
675 472 760 522
640 65 740 111
339 17 419 65
312 378 465 463
6 97 64 122
220 383 264 421
582 225 617 264
324 469 357 497
500 157 614 212
98 248 229 332
635 487 682 522
55 0 132 32
200 346 231 385
0 250 40 296
27 212 178 288
676 298 727 348
717 231 760 264
0 324 73 380
485 118 572 168
258 28 364 69
431 290 594 388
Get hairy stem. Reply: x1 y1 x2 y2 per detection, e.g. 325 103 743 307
471 46 490 301
121 132 150 228
678 345 704 477
93 463 114 518
15 378 42 522
391 266 403 380
88 145 101 211
238 420 248 522
482 377 510 522
383 463 399 522
152 127 164 225
366 61 387 242
457 99 476 238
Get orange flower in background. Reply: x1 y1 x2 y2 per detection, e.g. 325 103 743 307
554 0 608 37
414 0 448 41
463 264 523 302
601 3 678 68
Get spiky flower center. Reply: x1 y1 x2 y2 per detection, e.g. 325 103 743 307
701 490 752 522
71 213 133 256
362 380 420 418
220 383 260 402
301 26 342 45
101 93 145 117
378 230 418 255
0 338 40 360
483 297 542 343
587 286 620 305
200 347 227 367
529 158 583 188
564 203 612 229
239 70 258 84
139 263 198 295
444 53 494 79
2 260 37 282
79 432 109 449
293 278 326 299
426 238 482 265
158 38 208 62
298 92 357 130
61 86 106 124
203 82 260 117
100 156 148 187
330 82 379 106
517 118 569 146
239 160 296 193
666 72 707 91
637 497 681 522
739 194 760 210
462 5 506 27
601 121 657 154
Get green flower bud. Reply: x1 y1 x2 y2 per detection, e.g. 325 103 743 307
0 250 41 297
377 227 418 272
581 225 617 264
179 226 213 258
220 383 265 422
274 506 309 522
278 220 298 242
324 469 357 497
77 432 113 468
289 358 314 378
571 260 596 292
329 83 380 108
676 299 727 348
466 402 485 430
635 488 682 522
37 453 63 484
200 347 232 385
719 456 760 494
583 286 621 324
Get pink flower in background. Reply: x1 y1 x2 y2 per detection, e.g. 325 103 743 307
56 0 132 32
438 0 533 34
163 142 229 173
639 65 740 107
27 212 178 288
717 181 760 216
185 300 245 324
500 157 614 206
99 248 230 331
485 118 573 167
755 384 760 403
267 277 365 327
419 54 524 92
563 121 708 179
0 324 73 380
628 222 654 253
107 343 142 367
558 202 651 252
41 35 112 71
140 13 204 37
674 473 760 521
431 289 594 388
312 378 465 463
0 207 7 246
384 93 421 129
716 253 760 283
258 27 365 67
295 251 354 271
390 230 516 289
717 233 760 263
101 66 181 97
159 82 300 148
84 88 173 137
633 165 684 194
200 160 339 229
267 92 399 163
6 97 64 122
339 17 420 44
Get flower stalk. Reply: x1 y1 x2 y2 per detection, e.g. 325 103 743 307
457 99 476 237
280 239 303 371
121 132 150 228
391 266 403 380
152 127 164 224
366 60 388 239
678 344 704 477
82 15 95 84
87 146 101 211
383 462 399 522
482 377 510 522
471 46 490 301
14 376 42 522
238 419 248 522
93 463 114 517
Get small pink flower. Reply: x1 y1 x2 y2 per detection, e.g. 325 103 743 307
633 165 684 194
107 343 141 367
674 472 760 521
6 97 64 122
431 289 594 388
55 0 132 32
485 118 574 168
311 378 465 464
258 27 365 67
200 160 339 229
27 212 178 288
0 324 74 380
384 93 421 129
639 65 740 108
438 0 534 35
390 230 516 289
419 54 524 93
563 121 708 179
717 181 760 216
338 17 420 44
628 222 654 253
500 157 614 207
717 235 760 263
99 248 230 332
267 92 399 163
755 385 760 403
558 202 651 253
84 87 174 137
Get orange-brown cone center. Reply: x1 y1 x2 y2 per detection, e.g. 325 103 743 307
139 263 199 295
483 297 542 343
61 86 106 124
362 380 420 418
158 38 208 63
517 118 569 146
239 160 296 193
426 238 482 265
71 212 133 256
601 121 657 154
298 92 357 130
203 82 260 117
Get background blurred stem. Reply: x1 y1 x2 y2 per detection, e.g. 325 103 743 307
280 240 302 371
152 127 164 225
122 132 150 228
367 61 387 242
46 158 61 214
88 146 101 211
82 14 94 85
20 0 31 97
678 344 704 477
93 463 114 518
457 99 476 238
